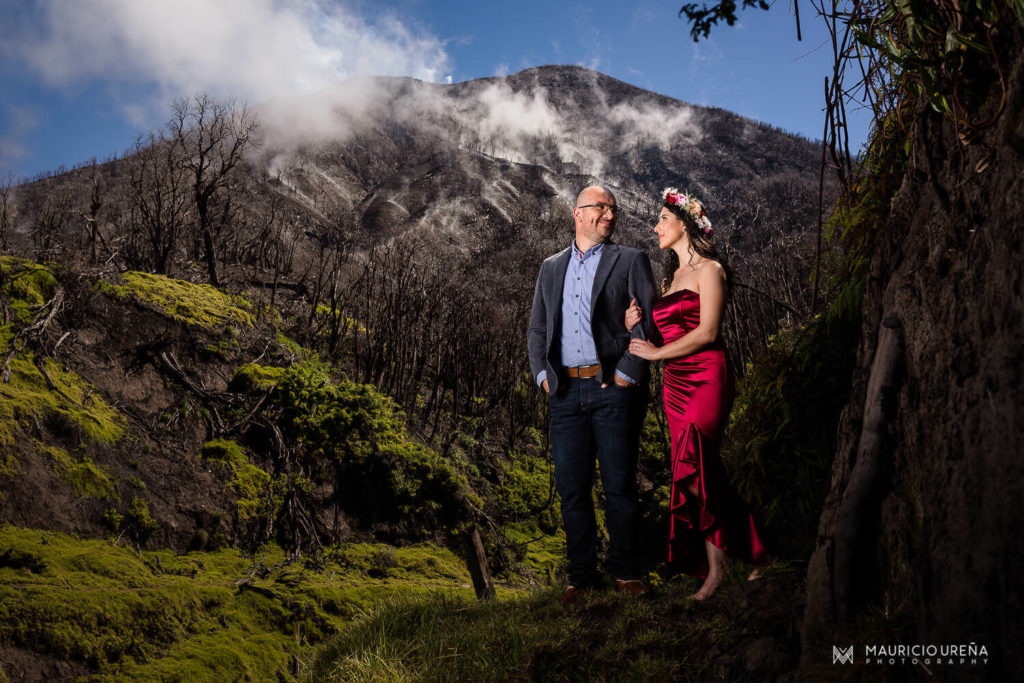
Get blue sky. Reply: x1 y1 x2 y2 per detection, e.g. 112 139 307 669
0 0 871 181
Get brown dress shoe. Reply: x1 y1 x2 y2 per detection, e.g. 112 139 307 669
559 585 589 605
614 578 650 597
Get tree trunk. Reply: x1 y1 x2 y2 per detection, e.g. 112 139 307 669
464 525 495 600
204 228 219 286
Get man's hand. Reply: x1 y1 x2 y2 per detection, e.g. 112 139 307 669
601 374 632 389
541 378 549 393
625 298 642 332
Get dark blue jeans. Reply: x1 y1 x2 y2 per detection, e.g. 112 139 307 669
549 376 646 587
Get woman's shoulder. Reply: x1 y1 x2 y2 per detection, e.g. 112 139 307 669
694 258 725 276
695 259 727 290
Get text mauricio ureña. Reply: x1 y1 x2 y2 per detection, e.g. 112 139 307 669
833 642 990 666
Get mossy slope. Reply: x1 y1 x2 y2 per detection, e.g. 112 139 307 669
228 359 481 541
100 271 254 329
0 259 125 450
0 526 473 681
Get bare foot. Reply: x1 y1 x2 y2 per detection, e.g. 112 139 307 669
689 572 723 600
688 539 727 600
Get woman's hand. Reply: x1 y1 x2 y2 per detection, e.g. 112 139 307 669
625 298 642 332
628 338 660 361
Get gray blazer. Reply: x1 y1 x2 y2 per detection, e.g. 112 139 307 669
527 241 657 395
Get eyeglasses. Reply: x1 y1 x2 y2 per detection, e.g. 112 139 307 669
576 203 621 216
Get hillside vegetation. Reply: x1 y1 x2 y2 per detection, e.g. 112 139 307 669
0 258 547 680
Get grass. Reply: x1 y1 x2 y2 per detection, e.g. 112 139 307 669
0 526 476 681
305 558 803 682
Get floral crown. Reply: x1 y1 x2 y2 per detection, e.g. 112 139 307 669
663 188 713 236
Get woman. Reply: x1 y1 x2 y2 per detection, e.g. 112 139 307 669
626 188 767 600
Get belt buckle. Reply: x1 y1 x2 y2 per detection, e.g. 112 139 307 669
568 364 598 379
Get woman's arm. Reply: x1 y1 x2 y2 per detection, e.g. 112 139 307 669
628 262 726 361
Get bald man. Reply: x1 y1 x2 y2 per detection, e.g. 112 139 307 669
527 185 657 603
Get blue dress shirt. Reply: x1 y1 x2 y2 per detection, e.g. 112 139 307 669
537 240 635 387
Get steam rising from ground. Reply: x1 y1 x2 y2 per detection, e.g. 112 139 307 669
418 79 701 179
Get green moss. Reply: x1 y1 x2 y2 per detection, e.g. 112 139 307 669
199 438 247 466
235 359 478 537
0 259 122 449
125 497 159 540
37 442 115 500
501 521 565 581
496 450 560 532
0 328 124 448
0 448 17 479
102 508 123 532
199 440 272 522
228 363 287 393
313 306 368 335
0 526 474 681
724 303 861 558
275 332 310 360
102 271 254 329
1 257 58 323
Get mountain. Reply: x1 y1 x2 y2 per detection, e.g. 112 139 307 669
11 65 832 369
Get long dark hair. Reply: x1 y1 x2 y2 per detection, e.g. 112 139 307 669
659 190 728 294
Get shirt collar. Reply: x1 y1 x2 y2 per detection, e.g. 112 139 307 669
571 239 605 262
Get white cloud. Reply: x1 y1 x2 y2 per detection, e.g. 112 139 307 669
16 0 449 93
8 0 451 143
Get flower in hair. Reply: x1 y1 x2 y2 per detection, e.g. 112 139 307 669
663 188 713 236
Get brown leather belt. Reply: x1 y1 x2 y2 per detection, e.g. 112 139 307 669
564 364 601 379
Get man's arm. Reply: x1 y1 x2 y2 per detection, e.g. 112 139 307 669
527 263 549 391
615 251 657 382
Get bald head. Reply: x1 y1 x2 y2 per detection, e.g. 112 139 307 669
572 184 619 252
576 185 616 207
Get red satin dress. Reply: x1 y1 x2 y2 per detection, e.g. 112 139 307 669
652 288 768 576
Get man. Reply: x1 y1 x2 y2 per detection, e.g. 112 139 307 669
527 185 657 604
